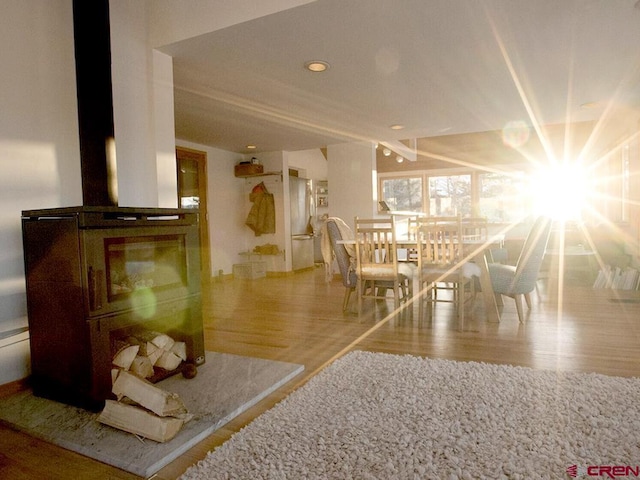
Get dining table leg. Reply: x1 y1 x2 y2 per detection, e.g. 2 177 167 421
475 251 501 322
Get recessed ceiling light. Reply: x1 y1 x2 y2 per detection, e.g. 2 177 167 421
246 145 257 149
580 101 601 109
396 156 404 163
382 148 391 156
390 124 405 130
305 60 330 72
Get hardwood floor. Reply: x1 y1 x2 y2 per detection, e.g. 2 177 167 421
1 266 640 479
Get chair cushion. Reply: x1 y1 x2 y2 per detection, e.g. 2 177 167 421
362 262 416 279
421 262 480 279
361 266 397 277
488 263 519 293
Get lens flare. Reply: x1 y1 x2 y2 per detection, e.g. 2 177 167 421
130 287 157 319
502 120 530 148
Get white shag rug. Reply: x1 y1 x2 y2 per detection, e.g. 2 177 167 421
181 351 640 479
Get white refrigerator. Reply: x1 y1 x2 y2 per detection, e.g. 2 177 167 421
289 176 315 270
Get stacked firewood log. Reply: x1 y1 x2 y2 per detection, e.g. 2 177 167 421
111 331 188 380
97 331 194 443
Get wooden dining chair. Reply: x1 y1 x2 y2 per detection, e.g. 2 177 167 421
460 216 509 265
354 216 413 314
424 215 461 226
418 215 463 296
416 216 474 325
461 217 488 242
401 215 421 262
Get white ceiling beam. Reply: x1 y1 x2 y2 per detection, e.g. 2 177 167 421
379 139 417 162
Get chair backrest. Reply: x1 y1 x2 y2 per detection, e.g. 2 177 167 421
461 217 488 242
416 216 463 269
326 219 357 288
354 216 399 278
424 215 461 225
407 216 419 240
511 216 552 292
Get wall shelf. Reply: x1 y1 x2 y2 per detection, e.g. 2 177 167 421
239 250 285 259
315 180 328 208
236 170 282 179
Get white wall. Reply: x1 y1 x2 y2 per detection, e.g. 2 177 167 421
287 148 327 180
327 142 378 230
111 1 179 207
153 50 180 208
0 0 82 384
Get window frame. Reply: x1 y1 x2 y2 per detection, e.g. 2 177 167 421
378 174 425 213
378 166 528 224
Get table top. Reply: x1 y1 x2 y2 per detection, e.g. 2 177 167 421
545 245 596 256
337 234 504 247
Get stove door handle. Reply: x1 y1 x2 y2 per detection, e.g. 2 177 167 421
88 267 103 311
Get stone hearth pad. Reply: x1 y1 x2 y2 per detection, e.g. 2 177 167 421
0 352 304 478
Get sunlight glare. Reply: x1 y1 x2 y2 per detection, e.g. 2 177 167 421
531 162 589 221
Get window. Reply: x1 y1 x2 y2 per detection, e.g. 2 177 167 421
379 168 529 222
380 177 423 212
428 174 471 216
478 172 528 223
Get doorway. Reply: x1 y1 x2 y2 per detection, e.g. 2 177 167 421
176 146 211 283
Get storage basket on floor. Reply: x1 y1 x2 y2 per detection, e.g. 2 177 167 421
233 262 266 279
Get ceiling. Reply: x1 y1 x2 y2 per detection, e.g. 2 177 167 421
161 0 640 161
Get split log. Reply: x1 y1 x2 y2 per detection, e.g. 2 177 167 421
130 355 154 379
138 339 157 357
149 333 175 351
112 332 186 381
133 331 172 348
98 400 185 443
112 344 140 371
111 370 187 417
155 351 183 371
103 332 194 441
146 342 163 366
170 341 187 361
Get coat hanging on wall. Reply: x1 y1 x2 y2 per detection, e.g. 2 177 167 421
246 182 276 236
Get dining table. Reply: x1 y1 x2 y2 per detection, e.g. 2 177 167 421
340 234 504 322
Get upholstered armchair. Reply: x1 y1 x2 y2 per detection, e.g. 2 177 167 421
325 218 358 311
488 216 552 322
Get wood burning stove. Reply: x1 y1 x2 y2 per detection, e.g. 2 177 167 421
22 206 205 411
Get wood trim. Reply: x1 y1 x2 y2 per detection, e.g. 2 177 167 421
176 147 211 282
0 378 29 399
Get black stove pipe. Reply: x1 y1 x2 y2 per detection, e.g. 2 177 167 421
72 0 118 206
